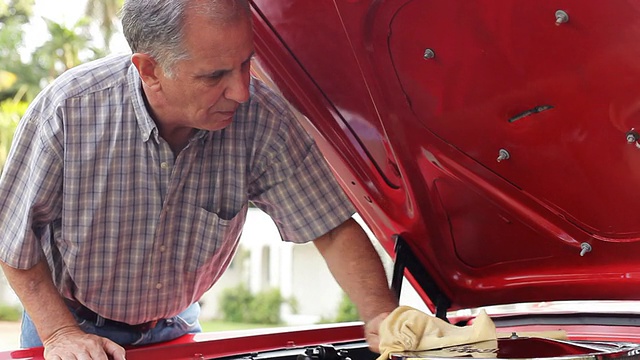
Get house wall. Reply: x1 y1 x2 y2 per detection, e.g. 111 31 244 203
290 243 343 321
0 270 19 308
199 207 346 323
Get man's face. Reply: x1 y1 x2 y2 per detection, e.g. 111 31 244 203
156 12 254 132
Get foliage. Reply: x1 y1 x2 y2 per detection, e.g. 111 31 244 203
0 100 27 171
249 288 286 324
0 0 41 102
85 0 124 51
335 292 360 322
315 293 360 324
0 0 33 23
219 284 254 323
200 320 279 332
219 284 292 325
33 17 103 80
1 0 117 104
0 304 22 322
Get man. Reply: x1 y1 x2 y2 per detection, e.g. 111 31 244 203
0 0 398 359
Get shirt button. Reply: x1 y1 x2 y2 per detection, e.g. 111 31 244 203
160 162 169 169
156 283 163 289
159 245 166 252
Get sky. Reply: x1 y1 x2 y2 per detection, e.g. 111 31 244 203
34 0 86 25
24 0 86 48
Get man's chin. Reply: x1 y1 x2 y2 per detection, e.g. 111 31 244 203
198 111 236 131
204 118 234 132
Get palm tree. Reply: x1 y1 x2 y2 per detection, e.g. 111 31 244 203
84 0 124 52
32 17 99 79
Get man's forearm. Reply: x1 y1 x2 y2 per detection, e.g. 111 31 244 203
314 218 398 322
1 259 79 342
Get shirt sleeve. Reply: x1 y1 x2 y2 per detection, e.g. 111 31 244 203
247 83 356 243
0 108 64 269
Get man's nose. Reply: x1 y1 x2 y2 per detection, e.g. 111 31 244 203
225 70 250 103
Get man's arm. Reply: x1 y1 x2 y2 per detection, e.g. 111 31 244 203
313 218 398 352
1 259 125 359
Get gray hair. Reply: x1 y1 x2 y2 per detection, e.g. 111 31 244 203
121 0 250 77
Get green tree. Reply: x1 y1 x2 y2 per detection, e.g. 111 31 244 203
85 0 123 51
32 17 103 80
0 0 41 102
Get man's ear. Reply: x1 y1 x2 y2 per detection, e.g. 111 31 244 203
131 53 162 89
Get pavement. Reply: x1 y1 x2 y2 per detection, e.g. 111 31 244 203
0 321 21 351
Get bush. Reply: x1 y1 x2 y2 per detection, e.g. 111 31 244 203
219 284 286 325
248 288 284 324
0 305 22 322
335 293 359 322
219 284 254 323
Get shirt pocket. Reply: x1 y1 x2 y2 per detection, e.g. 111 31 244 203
183 204 248 274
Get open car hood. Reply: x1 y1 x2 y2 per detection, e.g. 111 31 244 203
5 1 640 359
250 0 640 314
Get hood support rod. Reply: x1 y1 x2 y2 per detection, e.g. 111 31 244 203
391 234 452 322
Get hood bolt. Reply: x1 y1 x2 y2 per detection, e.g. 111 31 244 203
555 10 569 25
423 48 436 60
497 149 510 162
580 242 592 256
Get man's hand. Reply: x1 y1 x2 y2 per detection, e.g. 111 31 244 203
364 312 390 354
43 325 126 360
1 260 126 359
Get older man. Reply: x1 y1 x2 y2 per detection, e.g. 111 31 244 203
0 0 397 359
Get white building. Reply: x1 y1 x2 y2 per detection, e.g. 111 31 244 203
198 207 390 324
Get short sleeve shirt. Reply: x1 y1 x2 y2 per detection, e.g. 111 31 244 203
0 54 355 324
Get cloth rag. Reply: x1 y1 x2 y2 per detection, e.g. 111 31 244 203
377 306 497 360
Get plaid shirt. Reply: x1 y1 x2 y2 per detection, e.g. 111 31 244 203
0 54 355 324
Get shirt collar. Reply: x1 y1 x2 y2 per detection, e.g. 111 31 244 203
127 63 158 143
127 64 210 145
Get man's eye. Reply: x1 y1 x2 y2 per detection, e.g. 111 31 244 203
202 73 225 85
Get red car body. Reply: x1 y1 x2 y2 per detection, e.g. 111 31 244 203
4 1 640 359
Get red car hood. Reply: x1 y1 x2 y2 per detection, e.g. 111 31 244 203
5 2 640 359
250 0 640 313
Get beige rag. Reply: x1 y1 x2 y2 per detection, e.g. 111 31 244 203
377 306 497 360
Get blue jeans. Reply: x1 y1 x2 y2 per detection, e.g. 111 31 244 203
20 302 202 348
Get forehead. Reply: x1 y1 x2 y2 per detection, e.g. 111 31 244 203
180 10 254 70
